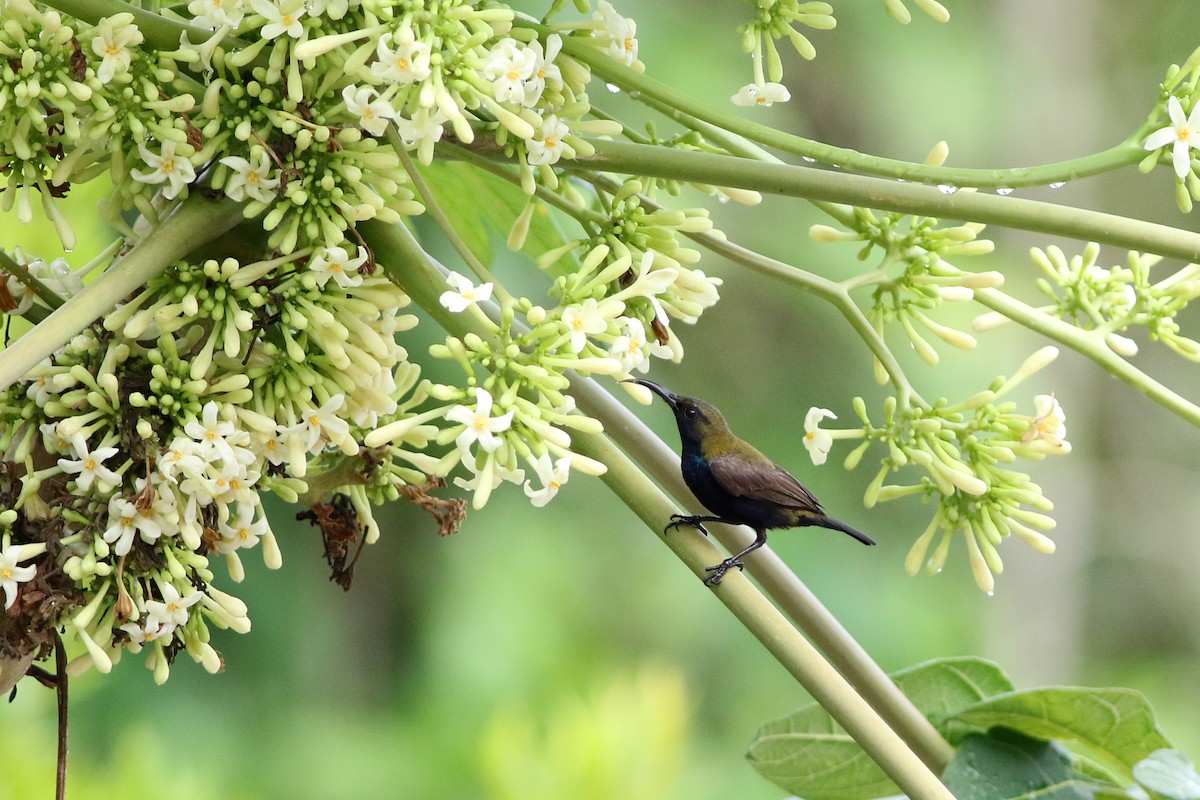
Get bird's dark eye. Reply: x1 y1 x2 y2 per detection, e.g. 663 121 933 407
684 406 698 419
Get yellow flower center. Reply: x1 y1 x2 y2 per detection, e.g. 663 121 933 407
1 567 12 580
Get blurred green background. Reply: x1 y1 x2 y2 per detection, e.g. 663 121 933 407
5 2 1200 798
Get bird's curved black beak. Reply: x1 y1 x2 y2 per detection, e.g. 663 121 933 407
623 378 678 409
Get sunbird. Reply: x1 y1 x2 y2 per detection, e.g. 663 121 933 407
627 379 875 585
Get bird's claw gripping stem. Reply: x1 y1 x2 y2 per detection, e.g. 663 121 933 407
665 514 710 536
702 558 744 586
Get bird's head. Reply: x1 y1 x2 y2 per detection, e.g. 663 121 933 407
624 379 731 449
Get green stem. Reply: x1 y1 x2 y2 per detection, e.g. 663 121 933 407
0 251 65 311
577 139 1200 262
538 23 1148 189
973 287 1200 426
44 0 212 47
390 131 518 308
0 196 243 390
362 217 955 789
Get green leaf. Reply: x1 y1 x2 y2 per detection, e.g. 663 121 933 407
942 729 1111 800
893 656 1015 731
949 687 1173 782
746 656 1014 800
1133 750 1200 800
419 161 572 268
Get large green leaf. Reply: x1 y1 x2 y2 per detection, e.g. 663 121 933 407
746 656 1014 800
419 161 573 269
949 687 1173 782
942 729 1112 800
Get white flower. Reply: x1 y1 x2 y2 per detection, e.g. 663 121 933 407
526 115 570 166
445 388 514 456
159 438 206 483
58 433 121 492
188 0 246 28
342 85 394 136
439 271 493 312
130 140 196 200
802 408 837 466
1022 394 1068 449
217 504 268 552
523 455 571 507
219 149 279 203
560 297 618 352
104 496 163 556
250 0 305 39
144 582 203 630
595 1 638 65
294 395 352 454
120 616 172 649
394 108 448 147
370 26 432 84
527 34 563 100
1144 96 1200 179
483 39 539 106
610 317 671 373
0 545 37 610
183 401 249 464
309 245 366 289
731 82 791 107
91 14 143 84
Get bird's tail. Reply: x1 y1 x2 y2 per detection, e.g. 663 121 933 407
820 516 876 546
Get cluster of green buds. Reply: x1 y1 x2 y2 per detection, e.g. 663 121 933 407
975 243 1200 361
810 201 1001 377
803 347 1067 593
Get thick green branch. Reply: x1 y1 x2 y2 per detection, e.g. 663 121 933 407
0 196 243 390
538 24 1148 189
578 139 1200 262
542 26 1142 189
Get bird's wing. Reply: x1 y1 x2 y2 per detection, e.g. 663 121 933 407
708 455 825 514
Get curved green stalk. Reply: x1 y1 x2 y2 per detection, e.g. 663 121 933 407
0 251 65 311
578 139 1200 262
0 196 243 390
44 0 238 48
537 23 1148 190
974 287 1200 426
391 132 518 309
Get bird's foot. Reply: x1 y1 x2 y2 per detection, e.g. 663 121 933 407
702 558 744 586
665 514 710 537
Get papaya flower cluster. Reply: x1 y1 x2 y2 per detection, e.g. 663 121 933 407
810 208 1001 377
412 221 722 508
0 247 445 683
803 347 1068 593
974 244 1200 361
0 0 638 256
